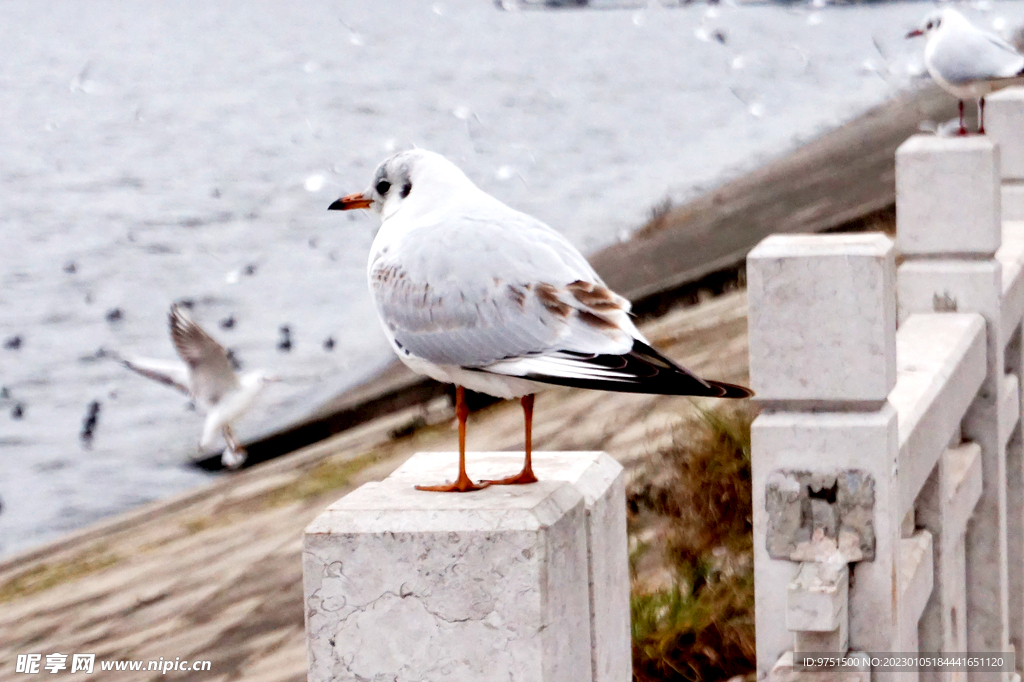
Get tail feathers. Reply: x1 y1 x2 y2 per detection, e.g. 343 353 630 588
479 339 754 398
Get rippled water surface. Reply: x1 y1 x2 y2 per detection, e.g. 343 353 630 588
2 0 1022 555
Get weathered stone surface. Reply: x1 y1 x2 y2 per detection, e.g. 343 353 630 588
765 471 806 557
1001 373 1020 447
793 629 846 656
986 88 1024 181
998 222 1024 347
752 407 899 676
304 479 591 682
765 470 875 562
889 313 987 515
898 531 934 653
1002 185 1024 222
896 135 1001 256
387 451 630 682
897 258 1011 657
787 562 848 634
747 234 896 404
809 499 837 539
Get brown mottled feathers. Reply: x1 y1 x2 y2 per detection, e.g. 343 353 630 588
566 279 624 311
534 283 573 318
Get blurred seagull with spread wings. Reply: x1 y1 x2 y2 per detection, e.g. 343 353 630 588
119 305 280 469
329 149 752 492
907 8 1024 135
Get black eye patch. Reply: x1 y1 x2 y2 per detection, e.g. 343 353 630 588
376 180 391 195
400 182 412 199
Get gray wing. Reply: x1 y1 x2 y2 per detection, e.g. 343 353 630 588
119 355 191 394
169 305 239 405
932 26 1024 82
371 211 638 368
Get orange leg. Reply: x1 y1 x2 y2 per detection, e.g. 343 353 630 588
416 386 488 493
979 97 986 135
485 393 539 485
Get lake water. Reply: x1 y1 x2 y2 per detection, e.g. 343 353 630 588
2 0 1020 556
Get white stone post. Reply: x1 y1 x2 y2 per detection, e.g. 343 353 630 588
916 442 982 682
303 451 629 682
747 233 899 680
1003 326 1024 663
895 135 1010 673
986 89 1024 664
987 88 1024 222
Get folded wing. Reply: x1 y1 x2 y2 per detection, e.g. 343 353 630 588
933 26 1024 82
371 212 636 367
372 212 752 398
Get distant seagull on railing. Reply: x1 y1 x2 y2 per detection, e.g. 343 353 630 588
907 7 1024 135
116 304 280 469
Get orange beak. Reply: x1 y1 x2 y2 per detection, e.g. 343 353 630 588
328 192 373 211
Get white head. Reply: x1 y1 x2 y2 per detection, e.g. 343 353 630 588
328 149 475 221
907 8 962 39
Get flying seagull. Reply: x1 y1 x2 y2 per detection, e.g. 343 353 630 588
329 149 752 492
119 305 280 469
907 8 1024 135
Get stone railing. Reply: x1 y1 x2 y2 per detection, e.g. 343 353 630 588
298 87 1024 682
301 451 630 682
748 88 1024 682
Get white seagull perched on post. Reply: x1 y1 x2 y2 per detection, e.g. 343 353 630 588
118 304 280 469
907 7 1024 135
328 149 752 492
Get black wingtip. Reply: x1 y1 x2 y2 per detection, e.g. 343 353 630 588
509 339 755 398
708 380 755 399
630 339 753 398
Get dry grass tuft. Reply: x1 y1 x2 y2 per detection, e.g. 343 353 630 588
0 547 120 603
644 198 675 235
627 402 756 682
258 451 384 509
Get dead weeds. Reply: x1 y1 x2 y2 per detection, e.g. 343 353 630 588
627 402 756 682
0 547 120 604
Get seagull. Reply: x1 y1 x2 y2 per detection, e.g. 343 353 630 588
118 304 280 469
907 8 1024 135
328 149 753 492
